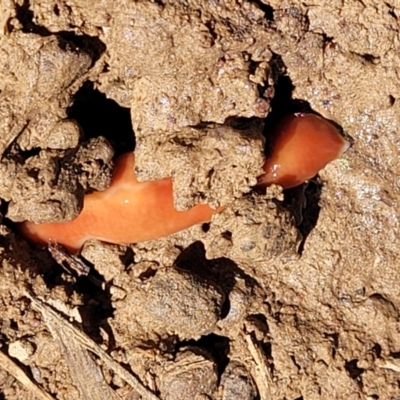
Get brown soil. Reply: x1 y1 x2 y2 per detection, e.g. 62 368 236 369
0 1 399 399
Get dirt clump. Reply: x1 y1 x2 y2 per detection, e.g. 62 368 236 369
135 122 266 210
0 30 113 223
220 361 257 400
204 190 300 264
157 347 218 400
110 267 224 342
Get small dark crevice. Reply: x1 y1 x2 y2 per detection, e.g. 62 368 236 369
205 20 217 43
254 1 274 21
15 0 49 36
25 168 39 180
299 7 310 31
138 267 158 280
221 231 232 241
345 359 364 380
175 241 258 321
389 95 396 106
272 310 281 323
15 0 106 63
220 295 230 319
247 314 269 334
390 351 400 359
156 336 179 354
119 247 135 269
261 341 272 362
179 334 231 377
0 200 9 219
291 355 301 371
248 58 259 76
322 32 334 43
321 33 335 51
152 0 167 7
9 145 39 163
201 222 210 233
67 81 135 156
285 179 323 255
324 332 339 358
9 319 18 330
257 334 274 375
360 53 380 65
388 8 396 19
56 33 106 64
269 53 288 85
372 343 382 358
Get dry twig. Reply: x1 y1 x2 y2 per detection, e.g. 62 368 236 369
27 292 161 400
243 324 273 400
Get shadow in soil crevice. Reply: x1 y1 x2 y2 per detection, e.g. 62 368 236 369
67 81 135 156
175 241 258 320
15 0 106 63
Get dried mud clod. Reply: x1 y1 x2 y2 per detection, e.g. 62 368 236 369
135 122 266 210
204 191 301 263
101 0 275 210
0 32 92 157
220 361 258 400
5 150 84 224
157 347 218 400
97 1 273 125
0 29 115 224
4 137 114 224
110 267 225 343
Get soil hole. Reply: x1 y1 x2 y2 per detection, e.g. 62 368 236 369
257 2 274 21
201 222 210 233
221 231 232 241
118 247 135 269
247 314 269 334
15 0 49 36
180 334 230 376
344 359 364 380
372 343 382 358
67 82 135 156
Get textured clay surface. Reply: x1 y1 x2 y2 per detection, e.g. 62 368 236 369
0 1 400 400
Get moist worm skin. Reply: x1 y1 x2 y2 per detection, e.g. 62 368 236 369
20 113 349 252
259 113 350 188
